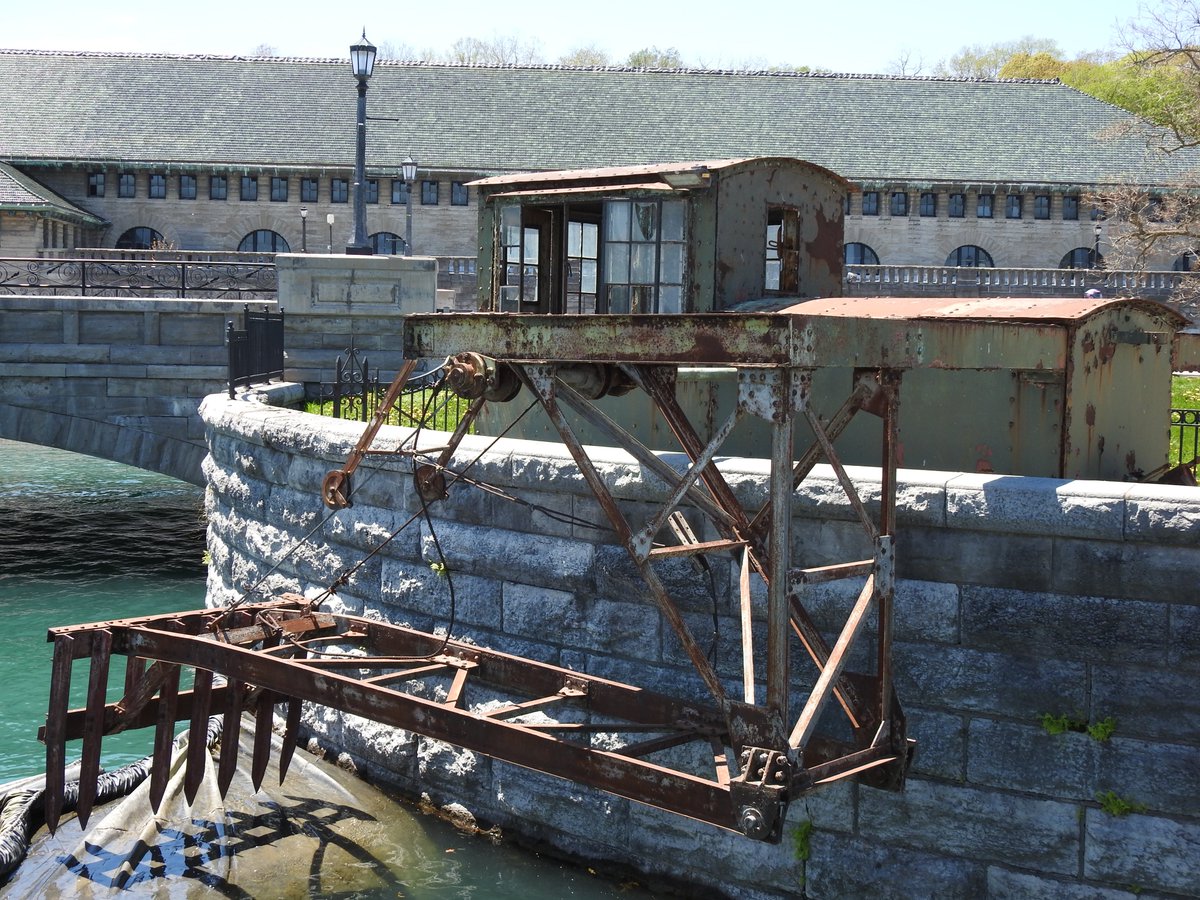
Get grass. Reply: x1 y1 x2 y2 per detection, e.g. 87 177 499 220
305 385 475 433
1171 375 1200 469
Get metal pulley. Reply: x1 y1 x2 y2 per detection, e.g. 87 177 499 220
443 352 521 402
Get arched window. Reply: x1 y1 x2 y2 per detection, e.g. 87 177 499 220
946 245 994 268
238 230 289 253
370 232 408 255
1173 252 1197 272
115 227 164 250
1059 247 1102 269
844 242 879 265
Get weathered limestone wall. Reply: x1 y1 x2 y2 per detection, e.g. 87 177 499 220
199 390 1200 900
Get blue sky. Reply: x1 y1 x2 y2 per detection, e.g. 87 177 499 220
7 0 1144 74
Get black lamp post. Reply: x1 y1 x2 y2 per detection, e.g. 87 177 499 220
402 155 417 256
347 31 377 255
1093 221 1102 269
300 206 308 253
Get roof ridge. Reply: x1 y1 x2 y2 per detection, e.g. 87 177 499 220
0 48 1065 83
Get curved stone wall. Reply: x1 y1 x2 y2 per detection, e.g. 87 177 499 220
199 389 1200 899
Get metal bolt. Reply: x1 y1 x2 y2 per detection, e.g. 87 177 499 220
739 807 767 839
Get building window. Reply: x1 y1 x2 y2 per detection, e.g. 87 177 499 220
602 198 686 313
977 193 994 218
210 175 228 200
238 229 290 252
1063 196 1079 220
371 232 407 255
1060 247 1101 269
87 172 105 198
331 178 349 203
118 173 136 198
844 194 852 215
300 177 318 203
1034 195 1050 220
240 176 258 201
421 180 439 205
861 191 879 216
1173 252 1197 272
391 180 410 204
845 242 880 265
919 192 936 217
149 174 166 199
179 175 197 200
766 207 801 292
1006 195 1022 219
948 193 965 218
115 226 163 249
270 176 288 202
889 192 908 217
365 179 379 204
947 245 994 267
451 181 469 206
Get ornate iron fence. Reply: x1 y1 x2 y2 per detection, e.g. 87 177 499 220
0 256 276 298
319 347 465 432
227 306 285 397
1170 408 1200 467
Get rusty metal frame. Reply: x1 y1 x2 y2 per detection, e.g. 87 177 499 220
40 312 947 844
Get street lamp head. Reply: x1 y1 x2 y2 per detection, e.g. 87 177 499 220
300 206 308 219
350 31 377 81
1094 221 1102 237
326 213 336 225
401 156 417 183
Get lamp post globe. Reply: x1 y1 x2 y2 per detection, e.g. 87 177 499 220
347 30 377 255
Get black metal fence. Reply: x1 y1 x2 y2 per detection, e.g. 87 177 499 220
1170 408 1200 467
0 255 276 298
227 306 285 397
318 347 465 432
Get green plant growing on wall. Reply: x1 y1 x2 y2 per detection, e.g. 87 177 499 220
1086 717 1118 742
1039 712 1118 741
792 819 813 862
1096 790 1147 817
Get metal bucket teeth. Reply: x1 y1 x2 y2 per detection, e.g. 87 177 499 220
216 679 245 798
149 664 181 813
43 633 74 835
251 690 274 792
75 629 113 829
278 697 302 784
184 669 213 805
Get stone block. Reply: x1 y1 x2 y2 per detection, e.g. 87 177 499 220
1091 663 1200 742
1083 809 1200 894
490 761 632 854
858 778 1080 874
905 706 966 781
946 473 1125 539
897 525 1055 591
986 867 1133 899
806 831 987 900
960 586 1168 664
895 643 1087 720
1051 537 1200 605
1169 604 1200 671
796 577 960 645
1123 482 1200 545
380 557 501 630
418 520 596 593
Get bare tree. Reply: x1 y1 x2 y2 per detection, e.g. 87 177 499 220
376 41 421 62
886 49 926 77
444 35 545 66
626 46 686 69
250 43 276 57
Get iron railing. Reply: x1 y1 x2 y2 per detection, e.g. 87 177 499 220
319 347 465 432
1170 408 1200 467
227 306 285 398
0 255 276 298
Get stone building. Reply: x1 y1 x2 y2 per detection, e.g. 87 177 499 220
2 48 1199 272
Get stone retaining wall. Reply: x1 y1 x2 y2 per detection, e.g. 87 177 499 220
199 389 1200 899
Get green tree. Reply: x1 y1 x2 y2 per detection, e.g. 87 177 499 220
559 45 612 66
626 46 686 69
935 36 1063 79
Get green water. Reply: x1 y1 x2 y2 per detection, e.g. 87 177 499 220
0 439 661 898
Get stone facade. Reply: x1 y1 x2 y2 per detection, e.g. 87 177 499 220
200 389 1200 899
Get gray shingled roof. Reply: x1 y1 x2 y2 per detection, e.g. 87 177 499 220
2 49 1198 189
0 160 105 223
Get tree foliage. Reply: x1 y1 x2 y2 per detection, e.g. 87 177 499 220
626 46 686 69
934 36 1062 79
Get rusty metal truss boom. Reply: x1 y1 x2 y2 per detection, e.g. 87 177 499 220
42 311 960 844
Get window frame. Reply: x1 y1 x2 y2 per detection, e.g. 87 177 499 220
87 172 105 198
977 193 994 219
948 193 965 218
331 178 349 204
365 179 379 204
240 175 258 201
118 173 136 198
210 175 228 200
919 192 936 217
861 191 879 216
1005 195 1022 219
1034 194 1050 220
149 174 167 199
1062 196 1079 221
270 176 288 202
179 174 197 200
421 180 440 205
889 191 908 217
300 177 319 203
391 179 410 204
451 181 470 206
